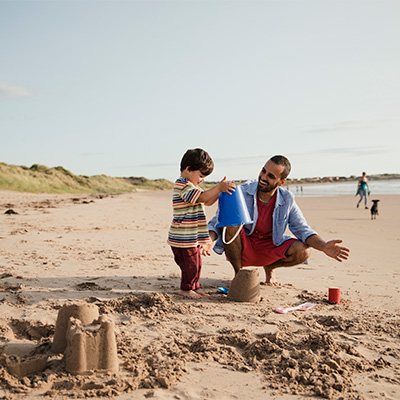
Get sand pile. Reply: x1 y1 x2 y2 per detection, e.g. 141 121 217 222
96 292 191 319
0 343 48 379
227 267 260 303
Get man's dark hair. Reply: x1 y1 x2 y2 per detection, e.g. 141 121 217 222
180 148 214 175
270 155 291 179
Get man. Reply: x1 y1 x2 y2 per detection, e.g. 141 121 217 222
208 155 350 285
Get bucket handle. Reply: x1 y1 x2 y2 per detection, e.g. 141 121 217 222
222 224 244 245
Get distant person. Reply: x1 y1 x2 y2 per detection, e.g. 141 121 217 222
168 148 235 299
208 155 350 286
356 171 370 209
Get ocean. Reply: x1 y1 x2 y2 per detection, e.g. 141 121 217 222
289 180 400 197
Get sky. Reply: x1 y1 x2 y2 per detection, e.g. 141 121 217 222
1 0 400 182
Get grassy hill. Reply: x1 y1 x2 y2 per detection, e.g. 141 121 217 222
1 162 398 194
0 163 173 194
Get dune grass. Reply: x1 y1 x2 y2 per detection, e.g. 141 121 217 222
0 163 173 194
2 162 397 194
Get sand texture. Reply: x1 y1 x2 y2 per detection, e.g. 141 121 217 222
0 190 399 399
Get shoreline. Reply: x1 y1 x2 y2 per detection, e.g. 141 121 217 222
287 180 400 197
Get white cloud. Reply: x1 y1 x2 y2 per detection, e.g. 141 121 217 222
0 83 31 98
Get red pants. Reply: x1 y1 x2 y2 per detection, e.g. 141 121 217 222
171 246 202 291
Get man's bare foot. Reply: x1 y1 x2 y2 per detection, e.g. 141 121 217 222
195 289 210 297
263 268 281 287
178 290 202 299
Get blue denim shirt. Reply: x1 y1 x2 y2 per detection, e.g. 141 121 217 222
208 180 317 255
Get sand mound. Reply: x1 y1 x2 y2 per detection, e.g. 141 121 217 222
95 292 191 319
227 267 260 303
0 344 48 379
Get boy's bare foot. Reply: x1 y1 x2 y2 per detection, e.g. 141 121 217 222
195 289 210 297
178 290 202 299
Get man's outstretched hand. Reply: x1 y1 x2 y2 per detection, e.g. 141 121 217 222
323 240 350 262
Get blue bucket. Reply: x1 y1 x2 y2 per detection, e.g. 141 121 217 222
216 186 253 244
216 185 253 228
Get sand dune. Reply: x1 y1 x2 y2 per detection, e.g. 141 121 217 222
0 190 399 399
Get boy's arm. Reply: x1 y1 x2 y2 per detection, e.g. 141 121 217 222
198 177 235 206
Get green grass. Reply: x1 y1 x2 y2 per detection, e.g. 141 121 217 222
2 162 397 194
0 162 174 194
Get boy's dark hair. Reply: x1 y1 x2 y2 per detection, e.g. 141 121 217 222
270 155 291 179
180 148 214 175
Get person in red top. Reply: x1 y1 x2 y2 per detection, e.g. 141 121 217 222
208 155 350 286
240 191 297 269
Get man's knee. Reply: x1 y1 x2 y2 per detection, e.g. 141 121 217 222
287 241 310 264
300 246 311 263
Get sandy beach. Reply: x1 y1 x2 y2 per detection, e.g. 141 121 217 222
0 190 399 399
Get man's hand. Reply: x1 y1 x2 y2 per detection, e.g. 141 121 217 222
323 240 350 262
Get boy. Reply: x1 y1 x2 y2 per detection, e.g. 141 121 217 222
168 148 235 299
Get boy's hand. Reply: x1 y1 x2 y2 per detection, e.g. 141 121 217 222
218 177 236 194
200 242 213 256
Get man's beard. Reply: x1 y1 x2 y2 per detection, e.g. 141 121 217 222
258 178 279 193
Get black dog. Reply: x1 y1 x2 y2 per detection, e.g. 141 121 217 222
370 200 380 220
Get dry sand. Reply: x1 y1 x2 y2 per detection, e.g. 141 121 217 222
0 190 399 400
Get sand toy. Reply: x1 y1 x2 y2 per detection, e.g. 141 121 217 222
275 302 315 314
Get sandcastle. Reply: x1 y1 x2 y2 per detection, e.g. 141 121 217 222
52 302 119 374
227 267 260 303
0 342 48 378
65 315 119 374
52 302 100 353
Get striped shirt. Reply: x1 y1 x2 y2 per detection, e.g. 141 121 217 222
168 177 211 248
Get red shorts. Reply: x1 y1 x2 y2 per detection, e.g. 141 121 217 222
240 229 297 267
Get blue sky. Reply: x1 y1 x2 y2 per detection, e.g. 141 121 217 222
1 0 400 182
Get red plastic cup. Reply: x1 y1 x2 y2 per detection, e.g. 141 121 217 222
328 288 340 304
